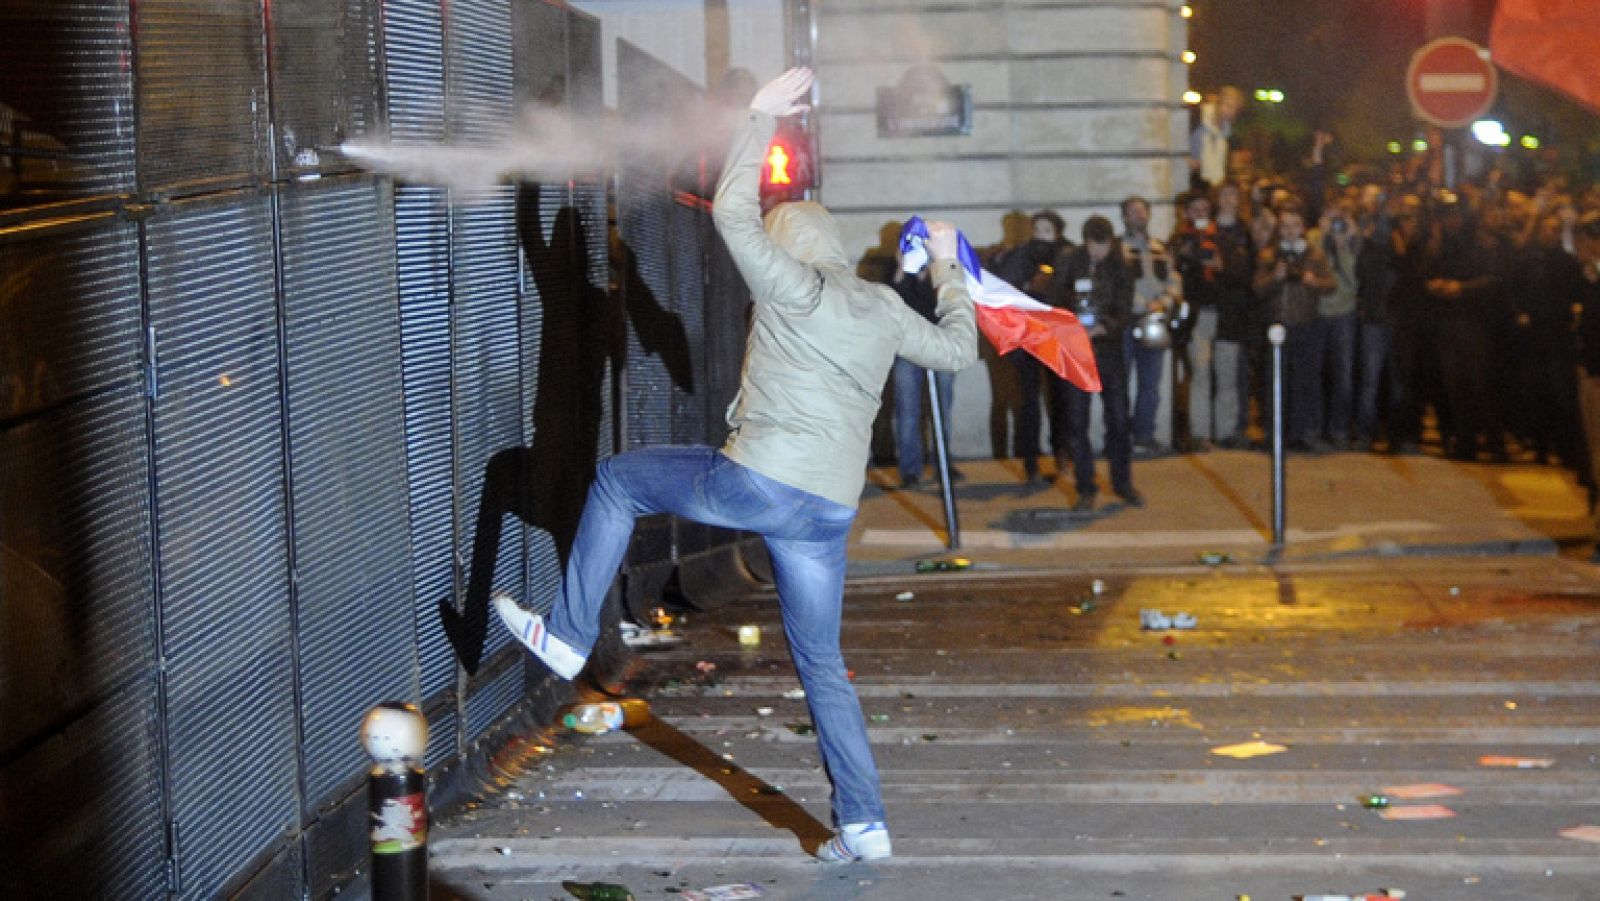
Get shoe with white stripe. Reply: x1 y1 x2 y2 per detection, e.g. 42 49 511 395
492 593 587 680
815 821 892 862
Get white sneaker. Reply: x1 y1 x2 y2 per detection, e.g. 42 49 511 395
492 593 587 680
815 821 892 862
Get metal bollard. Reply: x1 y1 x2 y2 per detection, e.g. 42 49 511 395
361 702 430 901
926 368 961 549
1268 323 1287 547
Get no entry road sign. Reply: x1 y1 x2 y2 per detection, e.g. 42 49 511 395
1407 36 1498 128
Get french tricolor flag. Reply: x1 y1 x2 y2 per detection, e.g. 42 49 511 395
899 217 1101 393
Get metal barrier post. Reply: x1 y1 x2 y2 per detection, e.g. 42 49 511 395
362 703 430 901
926 369 961 549
1268 323 1287 548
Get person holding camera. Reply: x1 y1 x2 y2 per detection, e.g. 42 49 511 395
1173 191 1223 450
1254 201 1336 451
1120 196 1183 455
1211 182 1258 448
1315 198 1363 450
1049 215 1142 511
993 210 1073 482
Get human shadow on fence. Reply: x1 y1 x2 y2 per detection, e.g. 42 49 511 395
441 180 695 675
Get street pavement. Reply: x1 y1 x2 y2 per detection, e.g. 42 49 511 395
849 451 1589 572
429 453 1600 901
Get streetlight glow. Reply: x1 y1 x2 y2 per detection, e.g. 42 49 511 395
1182 50 1197 64
1412 138 1429 152
1471 119 1512 147
1520 135 1540 150
1183 90 1203 105
1387 141 1403 154
1180 5 1194 18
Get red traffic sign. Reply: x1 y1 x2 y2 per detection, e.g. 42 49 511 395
1407 37 1498 128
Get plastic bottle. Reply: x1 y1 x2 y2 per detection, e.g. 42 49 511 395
561 699 651 734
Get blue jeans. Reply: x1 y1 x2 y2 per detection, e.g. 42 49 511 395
1355 320 1392 442
545 446 884 825
892 356 955 483
1323 312 1357 443
1125 331 1165 445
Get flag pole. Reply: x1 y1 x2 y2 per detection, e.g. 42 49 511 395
927 369 961 549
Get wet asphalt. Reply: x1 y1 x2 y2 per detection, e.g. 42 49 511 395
428 554 1600 901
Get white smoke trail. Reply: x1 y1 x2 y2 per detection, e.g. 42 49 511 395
341 101 744 193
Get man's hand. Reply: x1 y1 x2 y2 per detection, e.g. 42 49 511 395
925 220 959 261
750 67 814 118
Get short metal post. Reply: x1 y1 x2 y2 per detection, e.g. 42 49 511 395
362 703 430 901
926 369 961 549
1268 323 1287 548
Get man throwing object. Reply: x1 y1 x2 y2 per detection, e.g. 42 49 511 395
493 67 977 862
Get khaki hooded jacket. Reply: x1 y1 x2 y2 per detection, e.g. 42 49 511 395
712 110 978 507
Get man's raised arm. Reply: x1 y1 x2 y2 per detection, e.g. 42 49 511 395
896 221 978 372
712 68 818 310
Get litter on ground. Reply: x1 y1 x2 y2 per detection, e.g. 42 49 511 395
1478 754 1554 768
1378 804 1456 821
1210 740 1287 759
1380 783 1462 800
1559 824 1600 843
682 884 766 901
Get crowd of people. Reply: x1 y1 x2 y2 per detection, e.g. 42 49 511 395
881 136 1600 516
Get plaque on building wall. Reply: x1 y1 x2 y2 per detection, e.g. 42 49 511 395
876 65 972 137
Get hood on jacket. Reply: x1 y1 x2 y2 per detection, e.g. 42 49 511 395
764 201 849 268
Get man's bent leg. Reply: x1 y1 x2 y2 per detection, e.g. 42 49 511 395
766 524 885 828
538 446 796 659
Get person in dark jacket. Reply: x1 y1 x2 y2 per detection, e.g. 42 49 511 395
1506 214 1585 466
1354 202 1398 450
1173 190 1223 450
1049 215 1141 510
1253 202 1336 451
993 210 1072 481
1424 193 1505 461
1211 182 1257 448
888 258 961 487
1382 205 1431 452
